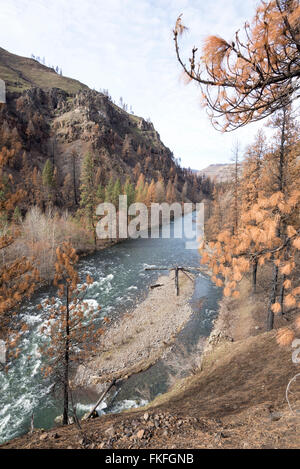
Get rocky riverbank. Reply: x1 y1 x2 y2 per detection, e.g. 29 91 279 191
73 270 195 393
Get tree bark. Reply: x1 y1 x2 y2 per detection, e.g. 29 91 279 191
279 275 286 316
87 379 116 420
267 262 279 331
252 260 258 293
175 267 179 296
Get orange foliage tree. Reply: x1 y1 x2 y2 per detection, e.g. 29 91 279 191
174 0 300 130
199 106 300 331
40 242 106 425
240 130 267 291
0 142 38 327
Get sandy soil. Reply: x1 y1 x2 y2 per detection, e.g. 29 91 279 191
73 270 195 392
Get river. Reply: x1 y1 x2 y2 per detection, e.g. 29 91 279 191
0 211 221 444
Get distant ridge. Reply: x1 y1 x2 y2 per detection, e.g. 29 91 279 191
196 163 234 183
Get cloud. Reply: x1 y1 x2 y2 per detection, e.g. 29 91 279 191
0 0 262 169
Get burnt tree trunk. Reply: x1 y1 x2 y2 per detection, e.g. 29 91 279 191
71 151 78 206
267 106 287 330
279 274 286 316
175 267 179 296
63 285 70 425
267 262 279 331
252 260 258 294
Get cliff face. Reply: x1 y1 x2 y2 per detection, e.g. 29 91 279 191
49 87 180 186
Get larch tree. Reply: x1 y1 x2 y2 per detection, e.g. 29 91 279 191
174 0 300 130
122 134 133 162
229 141 241 236
20 152 35 207
199 107 300 331
155 178 166 204
62 173 73 209
145 179 156 207
133 162 141 181
135 173 147 203
258 105 300 328
40 242 105 425
241 131 266 212
166 180 176 204
204 185 229 240
0 144 38 328
42 158 56 208
174 0 300 334
240 130 267 291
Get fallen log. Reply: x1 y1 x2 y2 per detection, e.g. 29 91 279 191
86 378 116 420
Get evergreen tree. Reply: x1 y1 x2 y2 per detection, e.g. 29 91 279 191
112 179 122 210
123 178 135 208
105 177 114 204
42 159 55 207
42 159 54 189
96 184 105 204
80 153 98 248
240 131 266 291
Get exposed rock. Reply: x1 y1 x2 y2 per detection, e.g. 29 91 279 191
1 83 204 217
136 429 145 439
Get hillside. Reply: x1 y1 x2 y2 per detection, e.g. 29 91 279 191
0 47 87 94
0 48 212 214
197 163 234 183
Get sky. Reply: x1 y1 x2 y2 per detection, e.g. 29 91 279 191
0 0 266 170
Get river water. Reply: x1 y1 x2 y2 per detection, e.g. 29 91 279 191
0 211 221 444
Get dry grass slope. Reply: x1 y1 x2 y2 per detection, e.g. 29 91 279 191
0 47 87 94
